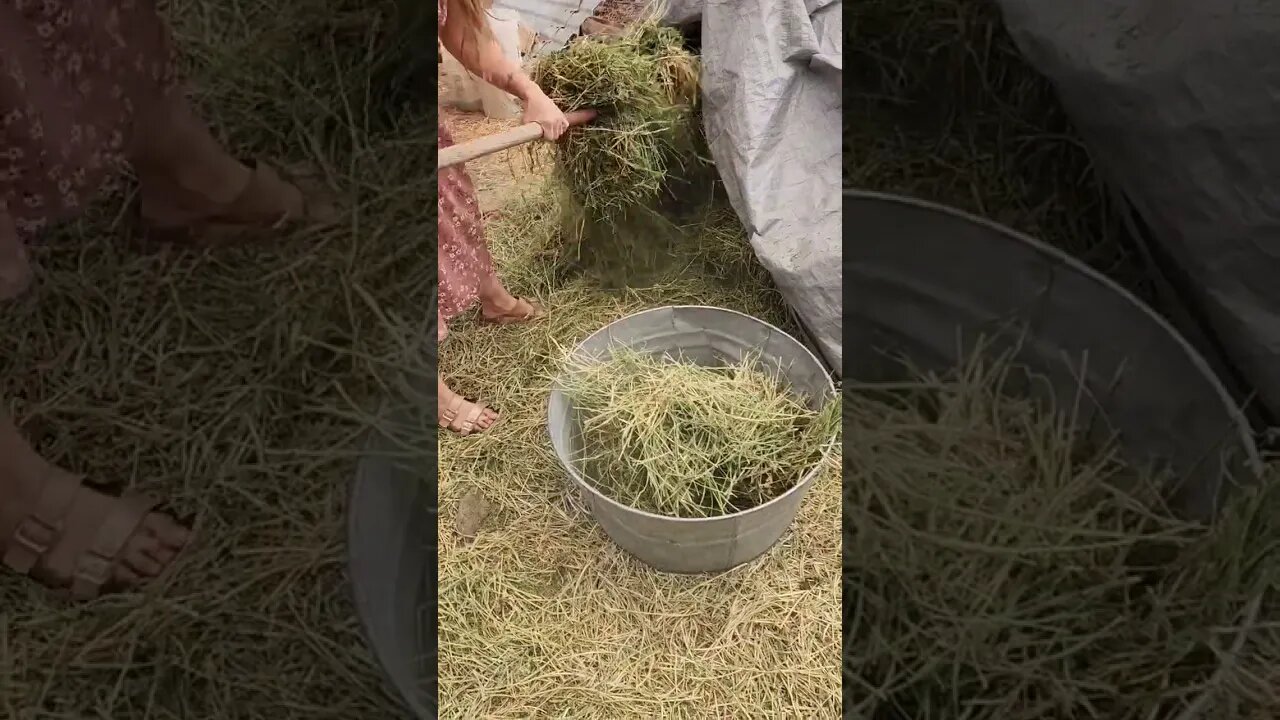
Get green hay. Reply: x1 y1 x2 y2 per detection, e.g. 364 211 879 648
509 180 756 291
531 21 700 214
530 20 713 286
843 351 1280 719
558 349 837 518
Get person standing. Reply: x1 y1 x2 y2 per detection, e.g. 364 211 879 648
437 0 569 435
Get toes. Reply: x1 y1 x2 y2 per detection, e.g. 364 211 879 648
470 407 498 431
123 544 165 578
14 480 191 597
149 511 192 550
446 401 499 435
119 512 190 581
113 562 142 588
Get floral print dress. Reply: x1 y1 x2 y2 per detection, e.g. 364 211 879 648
437 0 498 341
0 0 180 237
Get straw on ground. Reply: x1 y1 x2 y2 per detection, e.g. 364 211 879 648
437 188 841 718
0 1 431 717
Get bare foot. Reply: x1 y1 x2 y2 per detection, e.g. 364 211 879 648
439 380 498 436
1 429 191 598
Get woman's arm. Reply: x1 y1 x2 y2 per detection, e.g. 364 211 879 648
439 0 568 139
439 5 538 103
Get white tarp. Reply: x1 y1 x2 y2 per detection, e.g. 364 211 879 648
665 0 844 375
993 0 1280 423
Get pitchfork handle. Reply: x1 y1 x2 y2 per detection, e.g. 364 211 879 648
437 109 598 169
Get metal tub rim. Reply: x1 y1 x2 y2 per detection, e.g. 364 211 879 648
844 188 1265 494
347 415 436 720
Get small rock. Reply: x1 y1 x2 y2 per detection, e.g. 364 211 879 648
455 490 492 543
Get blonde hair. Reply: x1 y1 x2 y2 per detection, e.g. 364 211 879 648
445 0 494 66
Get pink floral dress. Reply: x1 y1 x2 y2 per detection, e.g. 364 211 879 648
0 0 180 237
437 0 497 342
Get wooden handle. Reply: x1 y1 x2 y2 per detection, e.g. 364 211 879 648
437 109 598 169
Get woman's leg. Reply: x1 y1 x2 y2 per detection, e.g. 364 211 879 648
129 92 253 223
436 315 498 435
0 412 190 598
127 91 315 232
437 131 541 325
1 208 187 597
435 138 537 435
0 208 31 301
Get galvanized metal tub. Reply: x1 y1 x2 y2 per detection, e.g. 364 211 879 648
348 413 436 720
845 190 1264 517
547 305 838 574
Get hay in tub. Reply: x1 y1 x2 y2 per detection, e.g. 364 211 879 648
558 348 838 518
843 350 1280 719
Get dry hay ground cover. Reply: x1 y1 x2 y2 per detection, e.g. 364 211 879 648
436 143 841 718
0 1 433 718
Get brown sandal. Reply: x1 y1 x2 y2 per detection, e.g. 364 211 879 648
440 395 497 436
0 472 191 600
479 297 546 326
142 160 338 244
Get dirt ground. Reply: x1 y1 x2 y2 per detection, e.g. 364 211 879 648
594 0 653 27
441 107 552 213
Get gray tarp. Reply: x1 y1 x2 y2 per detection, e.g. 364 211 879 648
664 0 844 375
993 1 1280 422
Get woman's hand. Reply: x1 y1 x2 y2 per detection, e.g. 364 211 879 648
523 91 569 141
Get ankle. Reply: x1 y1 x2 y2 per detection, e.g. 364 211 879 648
0 426 54 503
438 380 458 409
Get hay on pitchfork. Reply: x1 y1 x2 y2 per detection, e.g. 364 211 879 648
531 21 701 215
843 348 1280 719
558 348 838 519
530 21 713 287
